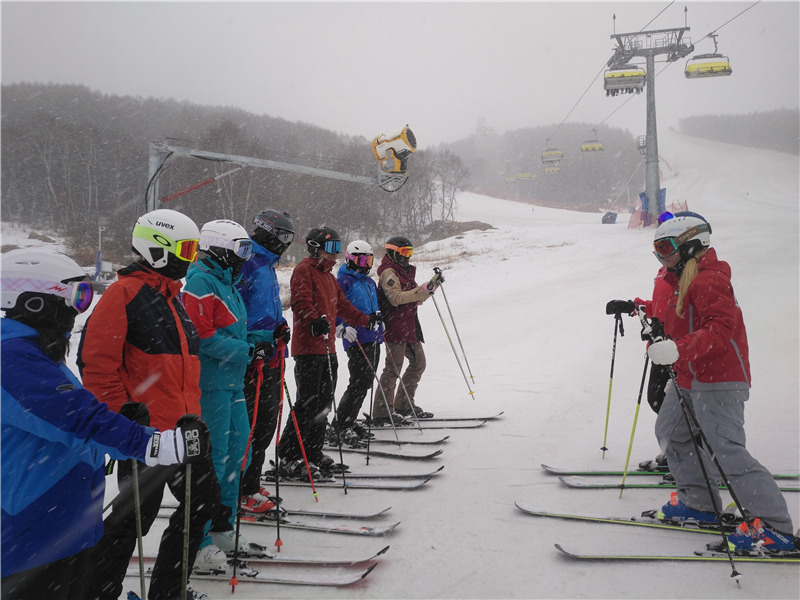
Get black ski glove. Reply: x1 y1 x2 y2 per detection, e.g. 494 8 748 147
309 317 330 337
367 312 383 329
145 414 210 467
119 401 150 427
606 299 635 315
273 322 291 345
175 414 211 463
253 341 274 362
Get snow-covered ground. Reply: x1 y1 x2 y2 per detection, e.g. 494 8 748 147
59 128 798 598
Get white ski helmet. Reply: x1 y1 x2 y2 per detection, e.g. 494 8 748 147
199 220 254 261
132 209 200 269
345 240 373 271
1 248 93 313
653 212 711 261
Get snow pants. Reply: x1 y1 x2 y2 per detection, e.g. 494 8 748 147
241 361 283 496
373 341 426 418
337 342 381 426
199 389 250 549
0 545 91 600
655 381 793 533
278 354 338 465
85 457 221 600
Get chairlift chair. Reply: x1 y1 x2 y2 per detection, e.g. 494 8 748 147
544 166 560 174
604 64 646 97
581 129 604 152
685 35 732 79
541 148 563 164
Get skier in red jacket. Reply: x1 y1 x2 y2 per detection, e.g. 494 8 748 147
276 226 380 479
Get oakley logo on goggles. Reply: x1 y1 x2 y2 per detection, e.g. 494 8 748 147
653 224 711 259
134 224 199 262
2 277 94 313
200 235 254 260
253 218 294 245
346 252 374 268
386 243 414 258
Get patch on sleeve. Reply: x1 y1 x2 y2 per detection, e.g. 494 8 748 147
386 280 395 287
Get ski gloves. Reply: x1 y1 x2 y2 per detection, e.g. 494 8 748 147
335 323 358 343
426 271 445 293
145 414 210 467
367 312 382 329
648 339 679 365
310 316 331 337
252 341 274 362
605 299 637 315
273 322 291 345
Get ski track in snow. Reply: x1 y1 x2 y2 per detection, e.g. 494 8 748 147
54 129 798 598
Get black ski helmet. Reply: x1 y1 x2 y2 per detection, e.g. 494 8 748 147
385 235 413 267
306 226 341 257
251 209 295 257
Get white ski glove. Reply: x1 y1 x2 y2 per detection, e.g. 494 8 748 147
145 429 184 467
335 323 345 339
648 339 679 365
342 326 358 343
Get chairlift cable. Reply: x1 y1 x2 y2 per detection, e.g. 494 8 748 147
639 1 675 32
704 0 761 39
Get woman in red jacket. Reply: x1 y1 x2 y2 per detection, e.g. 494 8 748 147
648 213 794 553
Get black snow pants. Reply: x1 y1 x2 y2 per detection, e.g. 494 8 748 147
336 342 380 426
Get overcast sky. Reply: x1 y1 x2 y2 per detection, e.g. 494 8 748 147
3 2 798 148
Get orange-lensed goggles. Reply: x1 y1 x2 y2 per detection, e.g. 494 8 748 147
653 237 679 259
174 239 200 262
386 243 414 258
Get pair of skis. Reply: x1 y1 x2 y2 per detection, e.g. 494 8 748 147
515 502 799 563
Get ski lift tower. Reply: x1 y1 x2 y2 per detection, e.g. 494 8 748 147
607 26 694 217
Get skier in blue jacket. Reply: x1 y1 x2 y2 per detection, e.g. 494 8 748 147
0 248 207 600
235 209 295 511
328 240 384 444
183 220 270 564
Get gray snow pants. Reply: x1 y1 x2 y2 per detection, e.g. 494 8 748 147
655 381 793 534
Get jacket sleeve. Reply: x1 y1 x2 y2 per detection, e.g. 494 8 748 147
335 283 370 328
379 269 431 307
673 272 738 362
290 262 319 328
183 280 252 365
78 282 134 412
2 340 153 461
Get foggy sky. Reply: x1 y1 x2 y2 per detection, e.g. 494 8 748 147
2 2 798 148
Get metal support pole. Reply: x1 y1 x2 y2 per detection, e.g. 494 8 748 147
147 141 162 213
645 52 661 218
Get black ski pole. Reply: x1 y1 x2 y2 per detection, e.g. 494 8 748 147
181 462 191 600
433 267 475 383
601 306 625 458
323 333 348 493
381 338 424 433
132 461 146 600
365 337 380 464
354 337 401 447
636 308 742 583
282 380 320 500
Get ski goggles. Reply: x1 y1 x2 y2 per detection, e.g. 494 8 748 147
133 225 199 262
346 252 374 268
385 244 414 258
653 237 680 259
2 278 94 313
323 240 342 254
657 211 675 224
200 235 254 260
253 218 294 245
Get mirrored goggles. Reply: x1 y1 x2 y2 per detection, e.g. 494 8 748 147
658 211 674 224
385 243 414 258
346 252 373 268
653 237 679 259
2 278 94 313
200 235 254 260
134 224 199 262
323 240 342 254
253 219 295 245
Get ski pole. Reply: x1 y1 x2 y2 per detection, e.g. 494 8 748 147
381 338 424 432
430 293 475 398
619 354 650 498
132 461 146 600
323 334 348 494
636 308 742 582
365 338 380 464
181 463 191 600
601 311 624 458
231 357 265 592
273 348 287 551
282 380 319 501
433 267 475 382
354 337 402 446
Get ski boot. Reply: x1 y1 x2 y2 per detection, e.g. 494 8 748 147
712 519 797 554
194 544 227 575
283 458 320 482
652 492 717 524
240 486 278 514
638 453 668 472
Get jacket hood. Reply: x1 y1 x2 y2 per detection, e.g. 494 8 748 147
119 261 184 297
186 258 241 286
696 248 729 278
0 317 38 342
250 239 281 266
338 262 370 280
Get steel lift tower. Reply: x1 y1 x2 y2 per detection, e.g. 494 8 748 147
607 27 694 217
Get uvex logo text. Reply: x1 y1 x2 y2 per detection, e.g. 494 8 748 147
155 221 175 230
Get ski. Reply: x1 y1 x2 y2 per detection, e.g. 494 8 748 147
542 464 800 479
239 514 400 536
413 411 504 422
366 435 450 446
345 465 444 479
126 563 377 586
514 501 736 535
133 546 389 568
263 477 432 490
324 446 444 460
558 475 800 493
554 544 800 563
363 418 485 430
160 504 392 520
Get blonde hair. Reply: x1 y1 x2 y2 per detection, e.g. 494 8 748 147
676 248 709 318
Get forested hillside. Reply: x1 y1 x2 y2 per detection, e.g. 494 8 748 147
1 83 468 264
678 108 799 155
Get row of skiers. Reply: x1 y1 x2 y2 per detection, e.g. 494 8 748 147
0 207 444 600
610 211 796 555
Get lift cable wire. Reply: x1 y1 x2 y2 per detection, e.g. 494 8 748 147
639 1 675 32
